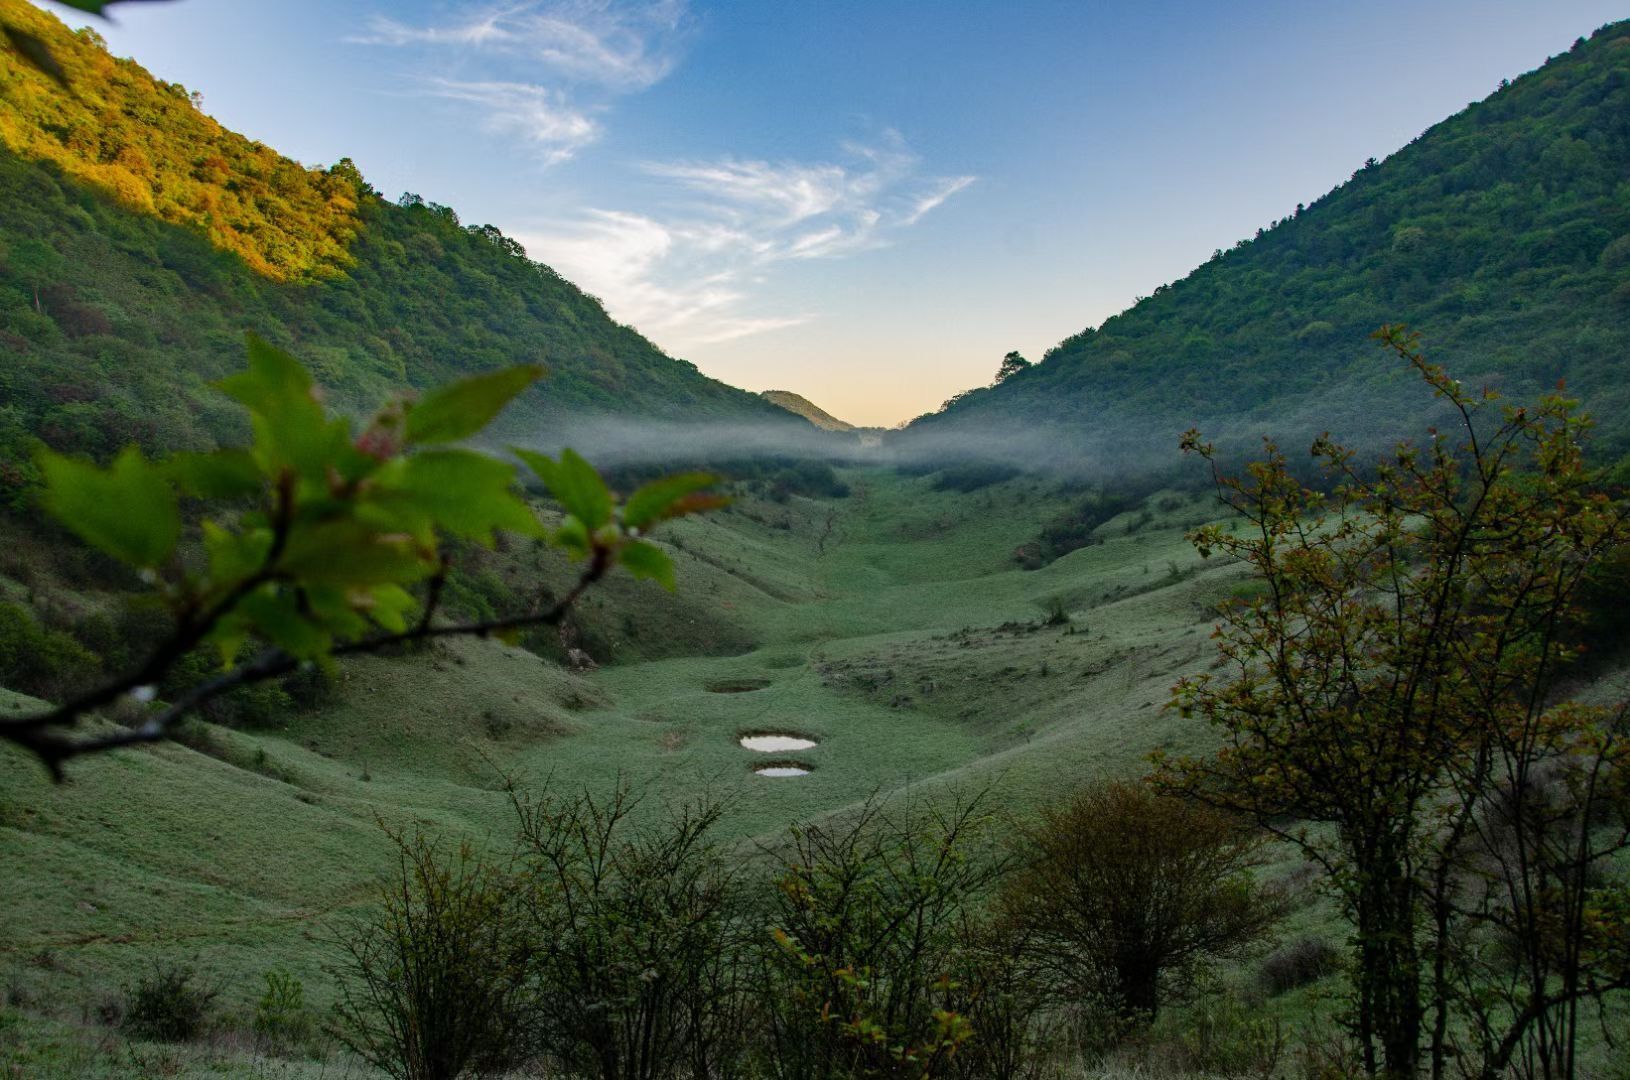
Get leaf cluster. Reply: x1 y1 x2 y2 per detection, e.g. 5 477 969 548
6 336 722 773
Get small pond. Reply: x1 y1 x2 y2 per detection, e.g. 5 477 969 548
740 734 818 753
754 764 812 777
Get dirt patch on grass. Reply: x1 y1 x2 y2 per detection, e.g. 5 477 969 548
704 678 771 693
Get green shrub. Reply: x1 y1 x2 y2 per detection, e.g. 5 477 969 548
331 831 532 1080
515 784 750 1080
760 795 1006 1079
931 462 1020 493
253 969 315 1047
1014 493 1133 569
1170 991 1287 1076
121 961 216 1042
0 600 101 701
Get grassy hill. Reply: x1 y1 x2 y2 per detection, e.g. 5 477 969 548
0 0 791 508
910 20 1630 467
760 390 857 431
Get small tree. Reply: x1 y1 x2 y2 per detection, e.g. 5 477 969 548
999 781 1284 1023
331 829 533 1080
994 351 1031 384
1161 328 1630 1078
511 782 750 1080
759 793 1007 1080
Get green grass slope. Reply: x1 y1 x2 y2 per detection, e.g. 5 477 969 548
911 20 1630 463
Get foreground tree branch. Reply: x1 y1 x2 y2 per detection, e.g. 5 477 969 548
0 335 722 781
2 551 610 779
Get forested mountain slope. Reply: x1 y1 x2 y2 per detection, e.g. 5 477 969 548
0 1 789 505
912 20 1630 465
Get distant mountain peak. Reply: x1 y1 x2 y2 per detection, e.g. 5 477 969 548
760 390 856 431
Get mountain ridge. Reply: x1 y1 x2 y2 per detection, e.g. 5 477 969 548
0 0 792 504
909 20 1630 468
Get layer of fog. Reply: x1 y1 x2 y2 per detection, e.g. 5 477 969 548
510 370 1468 488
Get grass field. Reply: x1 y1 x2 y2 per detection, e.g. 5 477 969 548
0 466 1340 1074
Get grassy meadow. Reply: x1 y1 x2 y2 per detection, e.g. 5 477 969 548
0 465 1289 1072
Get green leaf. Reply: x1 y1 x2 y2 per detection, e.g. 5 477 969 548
236 589 331 659
219 333 314 410
405 364 545 445
300 585 372 641
514 447 612 531
279 522 432 587
377 450 539 544
164 449 264 499
39 447 180 568
53 1 141 12
201 520 274 588
623 472 720 530
365 584 419 634
619 540 676 590
218 335 339 479
552 516 591 560
207 616 250 670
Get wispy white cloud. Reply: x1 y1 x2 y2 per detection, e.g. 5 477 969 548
516 211 809 346
641 159 857 224
421 78 600 164
518 135 976 349
354 1 687 165
352 9 514 49
903 175 978 226
354 1 687 89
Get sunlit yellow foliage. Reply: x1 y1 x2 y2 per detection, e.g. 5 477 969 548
0 0 360 282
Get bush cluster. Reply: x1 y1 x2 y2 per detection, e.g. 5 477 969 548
331 781 1286 1080
1257 937 1342 997
120 962 217 1043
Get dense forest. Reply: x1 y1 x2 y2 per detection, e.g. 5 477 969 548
0 1 791 510
913 21 1630 465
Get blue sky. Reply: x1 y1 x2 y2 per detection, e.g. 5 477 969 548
37 0 1629 425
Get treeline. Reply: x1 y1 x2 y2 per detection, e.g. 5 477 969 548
914 21 1630 465
0 145 788 509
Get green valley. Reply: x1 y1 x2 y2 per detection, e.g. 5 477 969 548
2 3 1630 1077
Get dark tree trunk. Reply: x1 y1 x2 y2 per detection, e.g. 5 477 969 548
1115 960 1160 1023
1353 845 1423 1078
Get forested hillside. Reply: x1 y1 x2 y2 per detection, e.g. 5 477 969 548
0 1 788 508
914 20 1630 463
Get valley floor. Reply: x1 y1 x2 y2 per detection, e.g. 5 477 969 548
0 467 1268 1072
